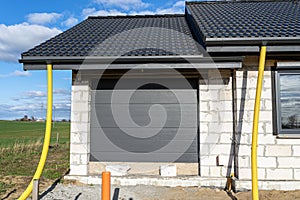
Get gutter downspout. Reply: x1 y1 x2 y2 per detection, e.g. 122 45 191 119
18 63 53 200
251 46 267 200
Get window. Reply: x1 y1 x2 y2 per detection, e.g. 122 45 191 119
275 70 300 135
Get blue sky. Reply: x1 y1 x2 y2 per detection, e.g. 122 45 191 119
0 0 187 120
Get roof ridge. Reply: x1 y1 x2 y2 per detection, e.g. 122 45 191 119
186 0 298 5
88 14 185 19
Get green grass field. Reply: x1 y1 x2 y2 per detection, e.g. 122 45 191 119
0 120 70 147
0 120 70 198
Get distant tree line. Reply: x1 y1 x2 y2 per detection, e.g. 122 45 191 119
16 115 69 122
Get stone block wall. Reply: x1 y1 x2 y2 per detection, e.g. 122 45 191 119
199 66 300 187
70 84 91 176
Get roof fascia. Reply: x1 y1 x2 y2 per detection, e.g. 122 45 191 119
23 62 242 70
205 37 300 46
207 45 300 53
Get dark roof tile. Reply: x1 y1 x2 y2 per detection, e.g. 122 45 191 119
187 1 300 40
22 14 202 57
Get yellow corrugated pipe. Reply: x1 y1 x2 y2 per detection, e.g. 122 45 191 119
251 46 267 200
18 64 53 200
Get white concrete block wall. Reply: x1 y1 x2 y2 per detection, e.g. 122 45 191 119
200 67 300 188
234 67 300 184
199 70 234 177
70 84 91 176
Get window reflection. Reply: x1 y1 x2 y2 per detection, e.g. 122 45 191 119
279 74 300 129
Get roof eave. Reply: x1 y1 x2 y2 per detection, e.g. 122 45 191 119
20 55 244 70
205 37 300 46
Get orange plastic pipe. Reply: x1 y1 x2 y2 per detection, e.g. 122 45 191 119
102 171 111 200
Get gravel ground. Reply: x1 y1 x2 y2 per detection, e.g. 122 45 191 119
37 183 300 200
39 184 232 200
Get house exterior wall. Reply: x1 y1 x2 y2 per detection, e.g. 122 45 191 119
69 65 300 190
69 82 91 176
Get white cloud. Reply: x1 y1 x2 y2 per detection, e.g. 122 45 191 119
27 12 62 25
0 70 31 78
53 88 70 95
24 90 47 98
95 0 149 11
82 8 126 18
0 23 61 62
62 16 78 27
84 1 185 18
12 70 31 77
155 1 185 14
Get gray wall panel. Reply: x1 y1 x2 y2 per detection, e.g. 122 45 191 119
90 79 198 163
91 90 196 104
90 104 197 128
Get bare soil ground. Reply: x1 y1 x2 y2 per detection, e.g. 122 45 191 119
7 181 297 200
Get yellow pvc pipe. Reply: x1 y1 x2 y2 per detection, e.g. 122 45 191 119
18 64 53 200
251 46 267 200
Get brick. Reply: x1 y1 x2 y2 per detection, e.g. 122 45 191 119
219 89 232 101
80 154 89 165
266 168 293 180
70 143 89 154
82 90 90 101
294 169 300 179
209 101 232 111
200 90 219 101
277 139 300 145
199 144 212 156
259 111 273 122
209 166 222 177
81 112 89 122
218 111 233 122
71 112 81 122
259 134 276 145
208 122 232 133
200 156 216 166
219 133 232 144
200 101 209 111
277 157 300 168
160 165 177 177
210 144 231 155
200 112 213 122
264 99 273 110
238 156 250 168
200 134 220 144
265 123 273 134
263 77 272 89
201 166 210 176
71 122 89 133
265 145 292 156
261 88 272 99
72 91 82 101
72 85 89 91
239 122 253 134
70 164 88 176
239 168 265 180
258 157 276 168
199 123 208 132
239 145 264 156
293 146 300 156
72 102 89 112
70 154 81 165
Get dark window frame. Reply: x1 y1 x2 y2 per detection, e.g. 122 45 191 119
273 68 300 137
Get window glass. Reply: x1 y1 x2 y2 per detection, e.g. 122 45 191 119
279 74 300 130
